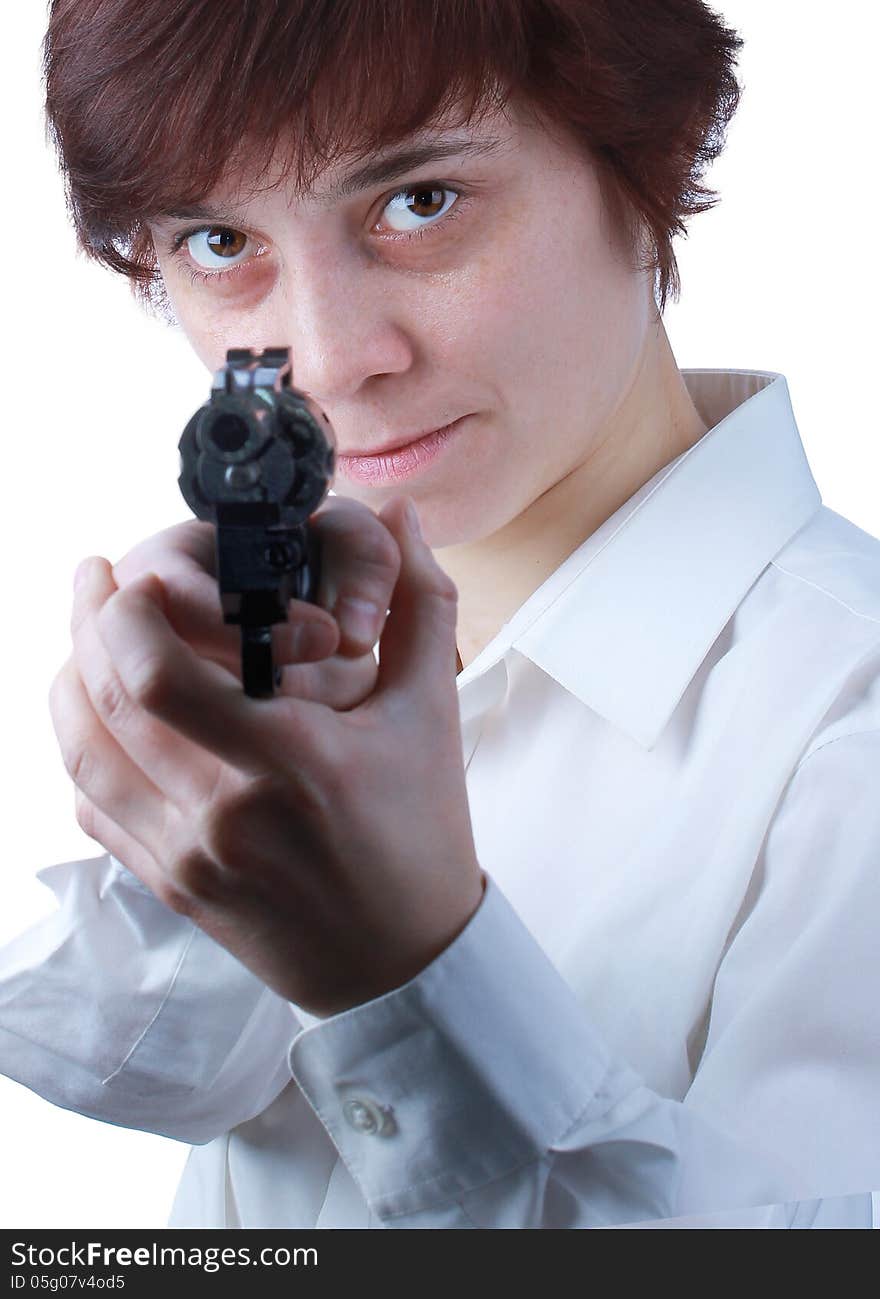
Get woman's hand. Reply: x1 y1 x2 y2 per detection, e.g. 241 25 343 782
48 494 483 1017
109 494 403 711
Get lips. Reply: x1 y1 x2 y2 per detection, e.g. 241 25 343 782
339 418 465 457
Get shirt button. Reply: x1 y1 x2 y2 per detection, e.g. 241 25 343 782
342 1096 396 1137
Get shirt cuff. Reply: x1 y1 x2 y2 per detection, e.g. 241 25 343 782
0 851 297 1143
288 873 619 1219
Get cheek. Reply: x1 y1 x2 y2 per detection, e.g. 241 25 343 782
462 208 648 432
159 281 223 371
159 264 278 372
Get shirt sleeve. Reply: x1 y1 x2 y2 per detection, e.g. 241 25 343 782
0 850 298 1145
288 730 880 1228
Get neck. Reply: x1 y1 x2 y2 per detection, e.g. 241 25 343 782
437 318 709 672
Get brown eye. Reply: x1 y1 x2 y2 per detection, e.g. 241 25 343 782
406 188 445 217
184 226 254 271
205 227 248 258
381 185 458 233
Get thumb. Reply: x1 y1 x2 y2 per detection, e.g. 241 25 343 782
373 496 459 705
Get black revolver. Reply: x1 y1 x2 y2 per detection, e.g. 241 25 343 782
177 347 336 698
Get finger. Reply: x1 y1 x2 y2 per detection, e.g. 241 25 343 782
373 496 460 709
309 495 401 657
137 555 369 707
111 519 218 586
152 563 341 671
95 572 328 776
110 528 340 674
72 556 221 808
110 524 240 672
279 647 378 711
48 653 177 861
72 787 167 900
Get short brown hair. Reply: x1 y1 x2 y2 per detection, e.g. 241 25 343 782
43 0 744 316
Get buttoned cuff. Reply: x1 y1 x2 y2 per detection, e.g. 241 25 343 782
288 874 617 1220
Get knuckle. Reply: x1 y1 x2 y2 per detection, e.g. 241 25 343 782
128 658 174 712
425 569 460 628
168 846 225 906
92 666 136 729
199 781 271 868
152 874 198 916
93 619 173 710
61 731 95 790
433 570 459 604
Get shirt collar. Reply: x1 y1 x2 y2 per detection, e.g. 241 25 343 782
456 369 823 751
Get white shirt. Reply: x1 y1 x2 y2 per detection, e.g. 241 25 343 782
1 368 879 1229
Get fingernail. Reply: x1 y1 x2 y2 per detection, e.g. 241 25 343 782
405 500 422 539
337 596 382 644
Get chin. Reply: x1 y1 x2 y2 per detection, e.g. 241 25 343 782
422 501 511 551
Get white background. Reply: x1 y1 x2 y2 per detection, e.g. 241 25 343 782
1 1 877 1228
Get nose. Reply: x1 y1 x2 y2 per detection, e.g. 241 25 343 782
271 255 415 403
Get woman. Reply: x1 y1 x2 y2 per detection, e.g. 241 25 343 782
1 0 878 1229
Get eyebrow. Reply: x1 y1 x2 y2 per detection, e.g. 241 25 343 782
155 135 505 223
318 135 505 203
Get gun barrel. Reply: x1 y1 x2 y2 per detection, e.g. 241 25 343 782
178 346 335 697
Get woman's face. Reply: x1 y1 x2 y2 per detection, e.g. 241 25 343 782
148 101 653 548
